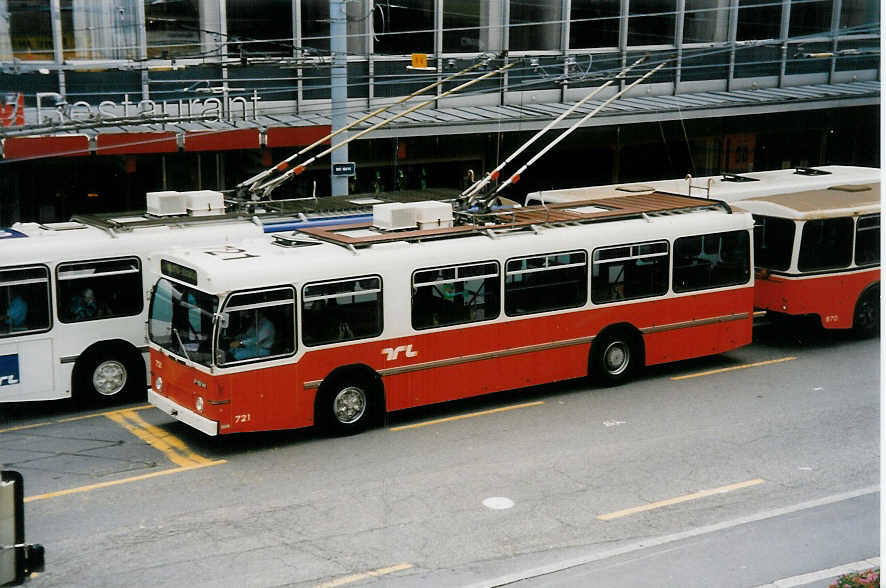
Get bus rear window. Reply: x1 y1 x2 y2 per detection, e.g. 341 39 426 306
505 251 587 316
855 214 880 266
0 266 51 337
798 218 853 272
302 277 382 346
412 261 500 329
57 257 142 323
753 216 795 271
673 230 751 292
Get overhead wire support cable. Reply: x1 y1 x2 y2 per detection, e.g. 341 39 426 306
253 57 517 199
490 57 673 200
460 56 647 206
236 57 491 197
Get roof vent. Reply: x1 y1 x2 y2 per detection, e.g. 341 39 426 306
616 185 654 193
794 167 831 176
721 173 758 183
828 184 871 192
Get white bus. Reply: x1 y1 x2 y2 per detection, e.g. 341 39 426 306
0 187 413 405
524 166 881 206
146 192 755 436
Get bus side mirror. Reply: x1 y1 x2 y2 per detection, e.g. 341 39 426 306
1 471 44 586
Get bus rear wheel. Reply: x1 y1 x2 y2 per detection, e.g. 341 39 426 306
75 348 142 406
317 374 377 436
592 330 641 386
853 285 880 338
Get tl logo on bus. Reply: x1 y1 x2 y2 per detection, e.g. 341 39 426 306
381 344 418 361
0 354 20 386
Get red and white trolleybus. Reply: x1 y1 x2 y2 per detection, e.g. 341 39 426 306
147 191 756 436
738 182 880 336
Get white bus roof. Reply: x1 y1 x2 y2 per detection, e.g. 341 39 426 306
734 183 881 220
525 165 881 205
153 195 754 295
1 216 264 267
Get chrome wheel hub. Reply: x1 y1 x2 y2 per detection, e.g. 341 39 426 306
603 341 630 376
93 360 127 396
333 386 366 424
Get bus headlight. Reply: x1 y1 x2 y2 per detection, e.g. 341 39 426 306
154 376 163 392
195 396 204 413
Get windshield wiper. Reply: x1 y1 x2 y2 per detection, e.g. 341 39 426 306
172 327 191 362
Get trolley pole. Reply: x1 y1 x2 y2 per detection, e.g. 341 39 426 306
330 0 349 196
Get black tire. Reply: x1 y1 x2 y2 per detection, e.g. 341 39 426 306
591 329 641 386
75 347 143 406
853 284 880 338
316 374 378 436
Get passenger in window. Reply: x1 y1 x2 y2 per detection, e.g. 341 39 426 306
1 295 28 331
69 287 99 321
228 312 276 361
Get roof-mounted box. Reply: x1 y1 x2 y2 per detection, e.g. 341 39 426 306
146 191 187 216
372 201 454 231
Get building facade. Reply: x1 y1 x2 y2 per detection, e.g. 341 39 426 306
0 1 880 223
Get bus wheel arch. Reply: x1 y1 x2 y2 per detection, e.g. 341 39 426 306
73 340 145 406
315 364 384 435
590 324 644 386
852 282 880 338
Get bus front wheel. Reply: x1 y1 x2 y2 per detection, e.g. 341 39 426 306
853 285 880 338
317 373 378 436
591 329 641 386
75 347 142 406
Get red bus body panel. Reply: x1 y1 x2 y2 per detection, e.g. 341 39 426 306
151 286 753 435
755 269 878 329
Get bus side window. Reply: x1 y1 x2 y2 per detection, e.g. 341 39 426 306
218 287 295 364
798 218 854 272
855 214 880 266
0 266 51 337
505 251 587 316
592 242 668 304
302 277 382 346
674 231 750 292
56 257 143 323
412 262 500 330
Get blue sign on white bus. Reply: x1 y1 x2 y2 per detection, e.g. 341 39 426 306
0 354 20 386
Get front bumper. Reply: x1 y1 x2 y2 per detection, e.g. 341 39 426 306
149 389 219 436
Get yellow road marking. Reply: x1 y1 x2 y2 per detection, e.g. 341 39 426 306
390 401 545 431
316 563 414 588
105 409 212 468
671 357 797 381
24 460 226 503
0 404 153 434
597 478 766 520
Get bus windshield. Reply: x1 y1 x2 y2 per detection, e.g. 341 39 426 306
148 278 217 367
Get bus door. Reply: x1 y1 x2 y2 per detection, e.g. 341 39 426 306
0 266 54 402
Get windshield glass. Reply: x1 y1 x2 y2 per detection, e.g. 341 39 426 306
148 277 217 367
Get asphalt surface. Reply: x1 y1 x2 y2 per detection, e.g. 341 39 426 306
0 323 879 587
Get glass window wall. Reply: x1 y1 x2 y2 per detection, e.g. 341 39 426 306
227 0 292 58
737 0 782 41
373 0 433 55
509 0 561 51
683 0 730 44
628 0 676 46
569 0 620 49
789 0 833 38
145 0 201 58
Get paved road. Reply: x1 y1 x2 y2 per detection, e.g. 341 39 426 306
0 324 878 587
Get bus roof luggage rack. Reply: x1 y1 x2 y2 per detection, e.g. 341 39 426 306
297 192 731 251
